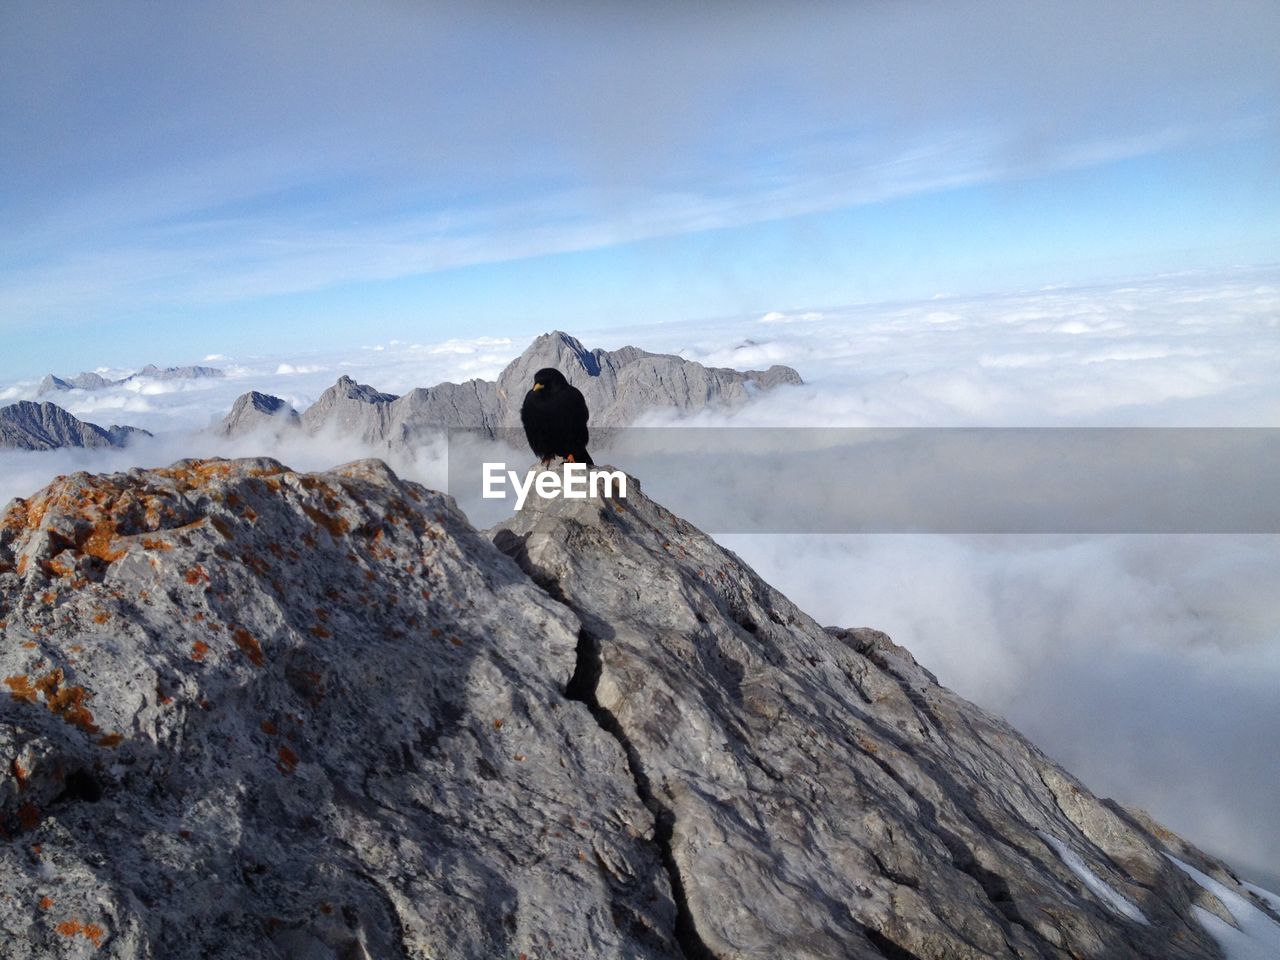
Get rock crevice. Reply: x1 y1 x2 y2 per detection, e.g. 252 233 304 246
564 623 720 960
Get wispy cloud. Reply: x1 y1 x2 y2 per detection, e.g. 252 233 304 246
2 2 1277 328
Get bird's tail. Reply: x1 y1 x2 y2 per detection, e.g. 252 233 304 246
575 447 594 466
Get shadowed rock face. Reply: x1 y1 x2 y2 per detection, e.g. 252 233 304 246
0 401 150 451
0 459 675 959
0 457 1271 958
221 331 804 443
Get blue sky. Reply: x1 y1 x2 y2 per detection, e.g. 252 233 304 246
1 0 1277 378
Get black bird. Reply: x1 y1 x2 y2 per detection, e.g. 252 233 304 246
520 367 593 465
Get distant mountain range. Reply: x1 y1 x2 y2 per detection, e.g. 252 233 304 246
0 400 151 450
218 330 803 442
8 333 800 452
38 364 224 395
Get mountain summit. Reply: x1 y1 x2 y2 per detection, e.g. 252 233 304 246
0 458 1273 958
0 401 150 451
217 331 803 444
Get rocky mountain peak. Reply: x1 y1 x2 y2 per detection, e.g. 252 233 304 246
0 401 150 451
2 457 1272 958
220 333 804 445
215 390 300 438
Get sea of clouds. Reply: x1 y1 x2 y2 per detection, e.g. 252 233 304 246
2 264 1278 887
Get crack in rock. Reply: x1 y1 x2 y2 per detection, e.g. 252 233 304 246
565 627 719 960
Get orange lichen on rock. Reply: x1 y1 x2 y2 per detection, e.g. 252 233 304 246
232 627 265 666
10 758 28 789
4 675 38 704
276 745 299 774
56 919 105 946
38 896 53 910
191 640 210 662
141 538 173 551
301 504 350 539
92 611 110 624
309 625 331 639
36 669 99 733
97 733 124 748
154 460 235 492
210 516 234 539
184 565 209 585
82 519 125 563
45 555 77 577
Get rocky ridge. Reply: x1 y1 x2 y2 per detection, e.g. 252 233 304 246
213 391 301 439
217 331 802 443
39 366 224 396
0 402 151 451
0 457 1274 958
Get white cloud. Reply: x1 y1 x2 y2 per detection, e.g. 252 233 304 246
275 363 325 375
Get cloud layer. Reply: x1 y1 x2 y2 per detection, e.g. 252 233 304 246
1 267 1277 886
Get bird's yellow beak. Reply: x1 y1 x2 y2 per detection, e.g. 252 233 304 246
532 383 544 391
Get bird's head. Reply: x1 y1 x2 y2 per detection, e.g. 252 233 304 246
531 368 569 394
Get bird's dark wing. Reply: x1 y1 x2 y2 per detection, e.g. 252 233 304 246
521 390 555 460
566 385 593 464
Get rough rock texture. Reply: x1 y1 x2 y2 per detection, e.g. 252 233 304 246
0 402 150 451
1 456 1271 959
492 464 1278 960
296 377 501 448
220 331 802 442
0 459 675 958
216 391 301 438
491 331 803 431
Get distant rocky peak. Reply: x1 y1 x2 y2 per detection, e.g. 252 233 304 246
327 375 398 404
530 330 601 376
0 400 150 451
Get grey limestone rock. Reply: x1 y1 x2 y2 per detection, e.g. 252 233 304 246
275 332 803 445
493 331 803 429
0 458 676 959
0 401 150 451
491 462 1276 960
1 455 1270 958
298 375 401 444
215 391 301 438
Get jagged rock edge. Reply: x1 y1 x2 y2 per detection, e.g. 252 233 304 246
496 528 929 960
